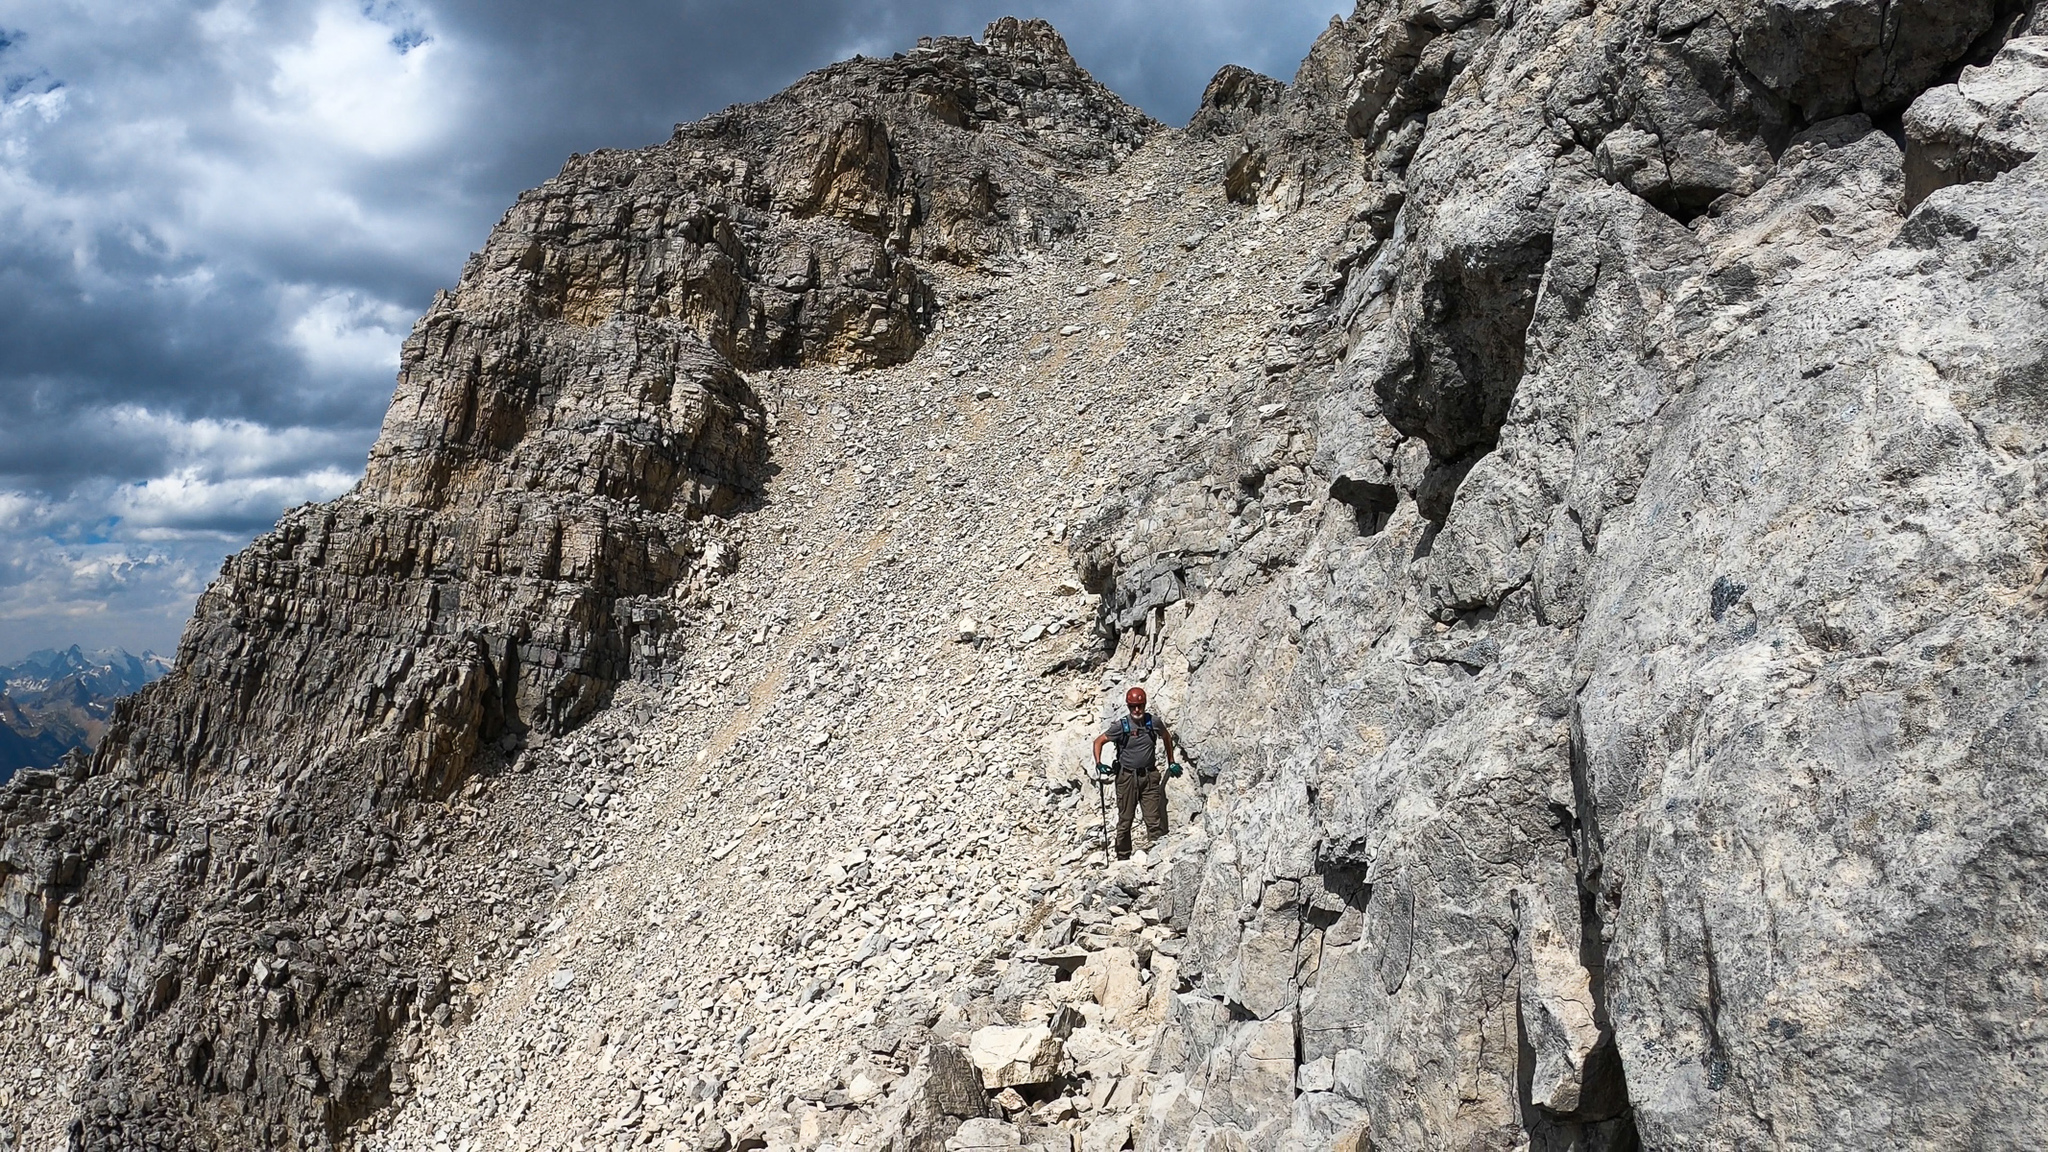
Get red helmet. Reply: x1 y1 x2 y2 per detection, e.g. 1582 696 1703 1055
1125 686 1147 709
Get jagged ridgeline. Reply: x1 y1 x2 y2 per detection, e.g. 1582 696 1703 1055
0 20 1153 1151
5 3 2048 1151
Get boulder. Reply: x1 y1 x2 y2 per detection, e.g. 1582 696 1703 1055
1074 947 1146 1024
947 1118 1023 1150
1904 36 2048 207
885 1041 991 1152
967 1025 1063 1090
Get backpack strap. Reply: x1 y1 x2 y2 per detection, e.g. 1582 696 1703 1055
1117 714 1158 746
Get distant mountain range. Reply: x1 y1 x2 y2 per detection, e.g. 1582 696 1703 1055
0 646 170 781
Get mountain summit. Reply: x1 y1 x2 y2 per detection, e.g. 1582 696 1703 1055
0 647 169 781
5 7 2048 1151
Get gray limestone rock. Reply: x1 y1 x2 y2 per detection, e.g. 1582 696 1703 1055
1079 3 2048 1150
883 1041 991 1152
10 5 2048 1151
1186 66 1286 143
1903 35 2048 208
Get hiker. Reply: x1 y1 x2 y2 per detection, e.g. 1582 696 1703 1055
1092 686 1179 859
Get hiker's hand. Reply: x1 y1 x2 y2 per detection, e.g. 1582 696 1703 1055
1167 762 1182 779
1096 761 1115 777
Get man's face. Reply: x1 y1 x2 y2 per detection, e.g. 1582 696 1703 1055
1129 702 1144 716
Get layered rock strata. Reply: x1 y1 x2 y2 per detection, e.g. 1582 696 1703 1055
0 22 1151 1151
5 6 2048 1152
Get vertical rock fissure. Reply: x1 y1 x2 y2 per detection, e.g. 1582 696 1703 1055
1700 921 1732 1093
1509 694 1640 1146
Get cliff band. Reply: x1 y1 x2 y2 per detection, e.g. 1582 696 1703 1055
3 7 2046 1152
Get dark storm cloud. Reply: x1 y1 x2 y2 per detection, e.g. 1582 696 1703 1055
0 0 1344 659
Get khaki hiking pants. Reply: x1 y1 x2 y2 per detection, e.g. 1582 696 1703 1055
1114 768 1168 858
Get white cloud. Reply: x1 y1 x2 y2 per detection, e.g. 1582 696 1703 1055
0 0 481 326
111 465 356 535
0 0 477 659
0 490 205 660
285 289 414 379
97 406 362 480
0 405 362 658
0 407 363 540
174 0 472 262
261 1 448 158
0 492 55 539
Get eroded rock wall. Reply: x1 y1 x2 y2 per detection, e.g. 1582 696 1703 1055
0 23 1151 1151
5 7 2047 1151
1083 5 2048 1150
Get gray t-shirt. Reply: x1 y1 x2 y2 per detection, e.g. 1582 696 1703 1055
1102 712 1163 773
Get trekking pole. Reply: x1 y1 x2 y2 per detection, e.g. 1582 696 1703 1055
1097 771 1109 852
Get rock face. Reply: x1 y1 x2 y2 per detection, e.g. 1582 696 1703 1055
8 7 2048 1152
1904 33 2048 206
1083 5 2048 1151
0 22 1150 1152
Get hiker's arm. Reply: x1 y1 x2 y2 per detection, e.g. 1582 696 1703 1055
1091 734 1111 765
1161 727 1177 765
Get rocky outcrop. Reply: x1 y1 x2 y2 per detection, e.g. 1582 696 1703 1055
3 303 768 1151
0 22 1150 1151
1904 33 2048 206
9 6 2048 1152
1186 66 1286 143
1085 6 2048 1150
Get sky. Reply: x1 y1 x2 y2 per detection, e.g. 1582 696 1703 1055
0 0 1347 664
